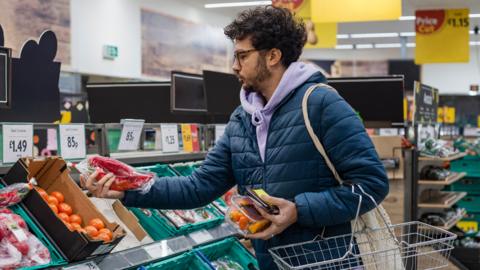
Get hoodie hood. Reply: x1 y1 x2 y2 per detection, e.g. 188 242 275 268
240 62 321 161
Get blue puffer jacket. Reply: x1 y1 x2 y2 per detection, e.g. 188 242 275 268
122 72 389 270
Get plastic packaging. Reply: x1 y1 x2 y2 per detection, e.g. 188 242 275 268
74 155 155 193
0 182 32 208
162 208 214 228
211 256 244 270
0 212 51 268
226 196 270 234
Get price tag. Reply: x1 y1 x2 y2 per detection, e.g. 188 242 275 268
143 241 172 259
181 124 193 152
118 119 144 151
2 124 33 164
215 125 227 143
189 229 213 245
63 261 100 270
59 124 86 159
160 124 179 153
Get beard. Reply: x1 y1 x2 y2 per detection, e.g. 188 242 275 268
239 57 271 93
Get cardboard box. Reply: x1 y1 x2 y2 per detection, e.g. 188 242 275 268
1 157 126 261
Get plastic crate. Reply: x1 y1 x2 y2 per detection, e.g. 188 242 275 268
129 208 173 241
457 195 480 212
136 164 178 177
10 204 67 269
195 237 259 270
143 251 211 270
171 164 196 176
451 156 480 179
448 177 480 194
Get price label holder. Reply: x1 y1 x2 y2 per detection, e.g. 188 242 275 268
189 229 213 245
118 119 145 151
59 124 86 160
2 124 33 164
63 261 101 270
143 240 173 260
160 124 179 153
214 124 227 143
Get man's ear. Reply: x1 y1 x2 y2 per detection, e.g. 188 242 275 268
267 48 282 66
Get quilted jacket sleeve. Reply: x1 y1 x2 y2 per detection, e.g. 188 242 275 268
294 87 389 228
122 123 236 209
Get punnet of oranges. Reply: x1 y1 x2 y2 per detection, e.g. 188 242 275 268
37 188 113 243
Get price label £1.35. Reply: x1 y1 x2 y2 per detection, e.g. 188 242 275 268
59 124 86 160
2 124 33 164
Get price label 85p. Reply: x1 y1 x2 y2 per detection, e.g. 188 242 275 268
59 124 86 160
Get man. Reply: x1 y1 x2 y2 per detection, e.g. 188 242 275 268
82 6 389 270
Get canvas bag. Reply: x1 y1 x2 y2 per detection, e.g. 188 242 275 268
302 83 404 270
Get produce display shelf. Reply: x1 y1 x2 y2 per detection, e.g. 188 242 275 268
418 192 467 209
110 151 207 165
418 172 467 186
418 152 468 162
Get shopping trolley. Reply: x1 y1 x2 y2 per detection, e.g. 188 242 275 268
269 185 457 270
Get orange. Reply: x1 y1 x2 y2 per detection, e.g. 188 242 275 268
88 218 105 230
84 225 99 238
36 187 49 200
50 191 65 204
58 203 73 215
48 203 58 214
77 228 87 234
69 214 82 225
96 233 111 242
64 222 74 231
58 213 70 223
98 228 113 239
229 210 242 222
238 216 249 230
47 195 59 206
71 223 82 231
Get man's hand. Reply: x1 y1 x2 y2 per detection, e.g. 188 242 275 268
247 194 297 240
80 171 125 200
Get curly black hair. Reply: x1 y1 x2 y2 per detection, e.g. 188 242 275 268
224 5 306 67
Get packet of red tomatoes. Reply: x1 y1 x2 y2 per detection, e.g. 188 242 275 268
73 155 155 193
0 182 33 208
0 210 51 268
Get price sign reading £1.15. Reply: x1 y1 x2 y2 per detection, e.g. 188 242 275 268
160 124 179 153
59 124 86 160
2 124 33 164
118 119 145 151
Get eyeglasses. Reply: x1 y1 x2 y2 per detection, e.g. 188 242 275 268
233 49 258 68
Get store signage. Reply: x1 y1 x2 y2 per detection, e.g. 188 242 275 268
63 261 100 270
189 229 213 245
304 22 337 49
143 241 172 259
2 124 33 164
415 9 470 64
103 45 118 60
414 82 438 124
59 124 86 160
191 124 200 152
118 119 144 151
312 0 401 23
215 125 227 143
181 124 193 153
160 124 179 153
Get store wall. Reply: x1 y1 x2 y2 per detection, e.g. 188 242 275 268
69 0 231 79
302 47 415 61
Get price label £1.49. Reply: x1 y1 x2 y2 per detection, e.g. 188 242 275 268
59 124 86 160
2 124 34 164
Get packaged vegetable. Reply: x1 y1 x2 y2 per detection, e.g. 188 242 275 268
212 256 244 270
161 208 214 228
73 156 155 193
227 196 271 234
0 182 32 208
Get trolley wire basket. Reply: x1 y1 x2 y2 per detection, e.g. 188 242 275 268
269 185 457 270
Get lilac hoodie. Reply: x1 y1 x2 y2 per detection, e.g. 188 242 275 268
240 62 320 162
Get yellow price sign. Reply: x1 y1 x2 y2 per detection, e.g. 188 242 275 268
181 124 193 152
415 9 470 64
444 107 456 124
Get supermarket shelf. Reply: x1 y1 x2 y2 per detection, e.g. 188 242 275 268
418 192 467 209
110 151 208 165
0 164 12 175
418 172 467 186
419 152 468 162
62 222 238 270
438 209 466 230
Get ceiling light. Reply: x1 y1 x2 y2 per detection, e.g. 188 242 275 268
335 44 354 49
470 14 480 18
356 44 374 49
205 1 271 8
399 16 415 21
400 32 416 37
351 33 398 38
470 41 480 46
406 43 416 48
375 43 402 48
336 34 350 39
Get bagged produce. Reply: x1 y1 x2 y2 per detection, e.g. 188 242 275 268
227 196 270 234
161 208 214 228
212 256 244 270
0 211 50 268
0 182 32 208
74 156 155 193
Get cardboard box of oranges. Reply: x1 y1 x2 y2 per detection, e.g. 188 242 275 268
1 156 126 262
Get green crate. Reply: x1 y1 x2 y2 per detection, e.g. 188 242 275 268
129 208 173 241
448 178 480 194
143 251 211 270
171 164 196 176
451 156 480 179
136 164 178 177
196 237 259 270
457 195 480 212
107 129 121 152
10 204 67 269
